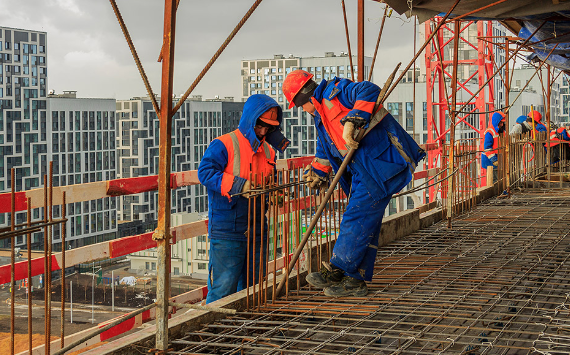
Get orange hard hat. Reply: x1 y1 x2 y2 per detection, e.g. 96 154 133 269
259 107 279 126
283 69 314 109
529 110 542 122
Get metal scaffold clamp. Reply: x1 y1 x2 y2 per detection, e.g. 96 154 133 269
152 229 168 241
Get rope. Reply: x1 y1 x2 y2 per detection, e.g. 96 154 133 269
172 0 265 115
109 0 160 116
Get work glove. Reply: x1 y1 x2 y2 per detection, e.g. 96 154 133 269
492 161 498 167
241 180 252 198
342 121 359 150
303 166 328 189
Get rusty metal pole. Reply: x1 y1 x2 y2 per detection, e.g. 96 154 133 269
505 39 511 195
341 0 355 80
357 0 364 82
447 20 460 228
10 168 15 355
154 0 176 351
547 64 552 185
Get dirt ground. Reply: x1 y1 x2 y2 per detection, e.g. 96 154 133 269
0 332 106 354
0 262 207 353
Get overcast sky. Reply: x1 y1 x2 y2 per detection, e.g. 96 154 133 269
0 0 418 101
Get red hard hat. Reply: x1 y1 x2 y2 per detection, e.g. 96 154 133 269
283 69 314 109
529 110 542 122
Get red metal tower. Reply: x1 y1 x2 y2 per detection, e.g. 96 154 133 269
424 19 497 202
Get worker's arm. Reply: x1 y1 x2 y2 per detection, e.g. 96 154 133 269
483 131 498 164
197 139 245 200
337 79 381 129
510 124 522 135
311 134 332 178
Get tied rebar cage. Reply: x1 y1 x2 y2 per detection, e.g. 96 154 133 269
171 189 570 354
241 167 349 310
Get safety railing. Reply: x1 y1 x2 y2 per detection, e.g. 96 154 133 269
3 132 564 354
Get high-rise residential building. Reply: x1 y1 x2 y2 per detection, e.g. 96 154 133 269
47 91 118 249
116 96 244 223
0 26 48 247
241 52 373 158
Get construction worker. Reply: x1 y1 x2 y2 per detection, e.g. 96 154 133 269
511 115 533 136
547 125 570 163
482 112 506 182
283 70 425 297
529 110 547 135
198 94 289 304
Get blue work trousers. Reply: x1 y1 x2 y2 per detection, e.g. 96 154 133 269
206 238 267 304
330 176 391 282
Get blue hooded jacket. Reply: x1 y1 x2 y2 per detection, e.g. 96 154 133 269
311 78 425 200
198 95 286 241
482 112 505 170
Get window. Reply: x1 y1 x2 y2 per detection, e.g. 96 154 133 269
198 263 206 270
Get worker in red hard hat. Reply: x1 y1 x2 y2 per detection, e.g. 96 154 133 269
283 69 425 297
198 94 289 304
528 110 547 134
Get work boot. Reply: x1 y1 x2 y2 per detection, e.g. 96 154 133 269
323 276 368 297
305 261 344 288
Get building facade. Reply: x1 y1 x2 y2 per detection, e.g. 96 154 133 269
47 92 118 249
0 26 49 248
115 96 243 222
241 52 373 158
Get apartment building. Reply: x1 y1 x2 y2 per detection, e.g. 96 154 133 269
241 52 373 158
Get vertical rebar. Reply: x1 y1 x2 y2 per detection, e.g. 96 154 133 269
272 173 278 304
247 172 252 310
447 19 460 228
258 173 264 310
27 198 32 355
10 168 15 355
357 0 364 82
340 0 355 80
43 174 48 351
295 168 301 295
61 192 66 348
253 173 258 308
47 162 54 354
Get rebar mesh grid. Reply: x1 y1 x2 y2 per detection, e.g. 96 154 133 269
172 189 570 354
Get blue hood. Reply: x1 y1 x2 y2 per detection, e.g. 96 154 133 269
490 112 505 132
516 115 527 124
238 94 289 153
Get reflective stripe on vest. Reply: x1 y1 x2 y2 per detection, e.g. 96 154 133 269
218 129 276 197
484 127 499 159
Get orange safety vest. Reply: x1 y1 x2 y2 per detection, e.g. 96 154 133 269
547 127 567 147
312 96 350 156
217 129 275 197
484 125 500 161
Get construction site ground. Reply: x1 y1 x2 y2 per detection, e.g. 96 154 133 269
0 261 206 354
169 188 570 354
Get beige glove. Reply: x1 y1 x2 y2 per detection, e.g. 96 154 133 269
241 180 251 198
492 161 498 167
342 121 359 150
303 166 327 189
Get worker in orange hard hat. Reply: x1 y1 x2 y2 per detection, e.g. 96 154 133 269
283 69 425 298
198 94 289 304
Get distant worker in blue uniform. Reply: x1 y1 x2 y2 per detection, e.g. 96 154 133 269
198 94 289 304
283 70 425 297
547 126 570 163
482 112 506 182
511 115 533 136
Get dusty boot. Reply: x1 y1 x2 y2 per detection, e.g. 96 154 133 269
323 276 368 297
305 261 344 288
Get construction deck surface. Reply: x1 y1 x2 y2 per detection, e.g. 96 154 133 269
172 189 570 354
